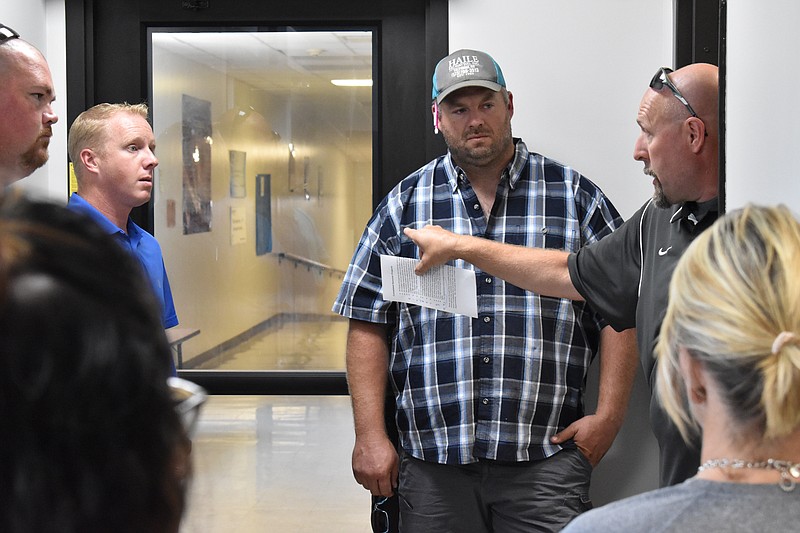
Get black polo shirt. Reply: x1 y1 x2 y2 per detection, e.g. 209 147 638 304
567 197 718 487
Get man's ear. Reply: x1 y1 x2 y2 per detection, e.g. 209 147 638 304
79 148 100 175
507 91 514 119
686 117 707 153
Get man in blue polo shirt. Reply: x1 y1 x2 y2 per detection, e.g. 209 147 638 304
67 102 178 374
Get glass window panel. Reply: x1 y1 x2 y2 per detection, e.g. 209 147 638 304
150 28 373 372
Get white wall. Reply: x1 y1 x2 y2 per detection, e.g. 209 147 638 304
5 0 69 201
725 1 800 211
449 0 672 219
449 0 675 503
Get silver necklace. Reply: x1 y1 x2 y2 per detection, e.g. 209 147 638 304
698 458 800 492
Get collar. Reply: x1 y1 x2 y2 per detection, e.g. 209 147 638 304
670 197 719 228
68 193 140 239
445 137 527 192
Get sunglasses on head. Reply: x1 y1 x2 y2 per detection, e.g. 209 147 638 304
0 23 20 44
650 67 699 118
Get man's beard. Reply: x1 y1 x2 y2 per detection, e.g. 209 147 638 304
443 122 513 169
19 135 51 176
645 168 672 208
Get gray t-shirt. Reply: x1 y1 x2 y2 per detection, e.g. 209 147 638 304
562 477 800 532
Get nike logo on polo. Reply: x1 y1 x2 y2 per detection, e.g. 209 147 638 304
659 246 672 256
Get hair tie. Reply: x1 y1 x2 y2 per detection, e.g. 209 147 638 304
771 331 800 355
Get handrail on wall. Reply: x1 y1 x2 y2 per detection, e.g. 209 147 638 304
277 252 345 278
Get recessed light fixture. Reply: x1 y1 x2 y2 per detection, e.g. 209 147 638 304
330 79 373 87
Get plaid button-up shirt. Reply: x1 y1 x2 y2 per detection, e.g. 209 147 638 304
333 139 623 464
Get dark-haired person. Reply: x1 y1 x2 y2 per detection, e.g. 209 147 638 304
0 23 58 186
0 193 204 532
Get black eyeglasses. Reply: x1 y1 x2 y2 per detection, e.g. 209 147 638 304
650 67 699 118
0 23 21 44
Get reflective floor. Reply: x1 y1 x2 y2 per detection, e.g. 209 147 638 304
180 395 371 533
192 318 349 371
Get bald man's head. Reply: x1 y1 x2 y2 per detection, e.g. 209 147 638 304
634 63 719 207
665 63 719 136
0 38 58 186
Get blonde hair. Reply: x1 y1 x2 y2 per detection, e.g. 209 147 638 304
67 102 149 179
656 204 800 444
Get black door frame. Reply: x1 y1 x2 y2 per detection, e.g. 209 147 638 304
64 0 447 394
675 0 725 215
675 0 720 68
65 0 448 223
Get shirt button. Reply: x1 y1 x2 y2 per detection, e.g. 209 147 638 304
483 356 490 363
485 277 492 284
541 227 548 234
482 398 489 405
474 203 481 211
483 316 491 323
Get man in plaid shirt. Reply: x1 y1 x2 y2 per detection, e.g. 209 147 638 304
333 49 637 533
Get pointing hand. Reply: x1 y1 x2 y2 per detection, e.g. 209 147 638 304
403 225 460 275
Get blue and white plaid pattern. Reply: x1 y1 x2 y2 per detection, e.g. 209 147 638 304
333 139 623 464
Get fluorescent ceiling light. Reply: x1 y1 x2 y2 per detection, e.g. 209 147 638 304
331 79 373 87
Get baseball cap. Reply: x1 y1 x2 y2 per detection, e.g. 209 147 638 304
432 49 506 104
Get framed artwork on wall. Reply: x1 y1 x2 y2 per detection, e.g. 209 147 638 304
181 94 213 234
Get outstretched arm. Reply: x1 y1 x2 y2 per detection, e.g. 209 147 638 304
346 319 399 497
550 326 638 465
403 225 582 300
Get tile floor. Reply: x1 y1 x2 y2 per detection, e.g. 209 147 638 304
180 318 372 532
180 395 372 533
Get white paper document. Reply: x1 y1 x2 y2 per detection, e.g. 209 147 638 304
380 255 478 318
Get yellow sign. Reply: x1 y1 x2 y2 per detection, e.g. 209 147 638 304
68 162 78 196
